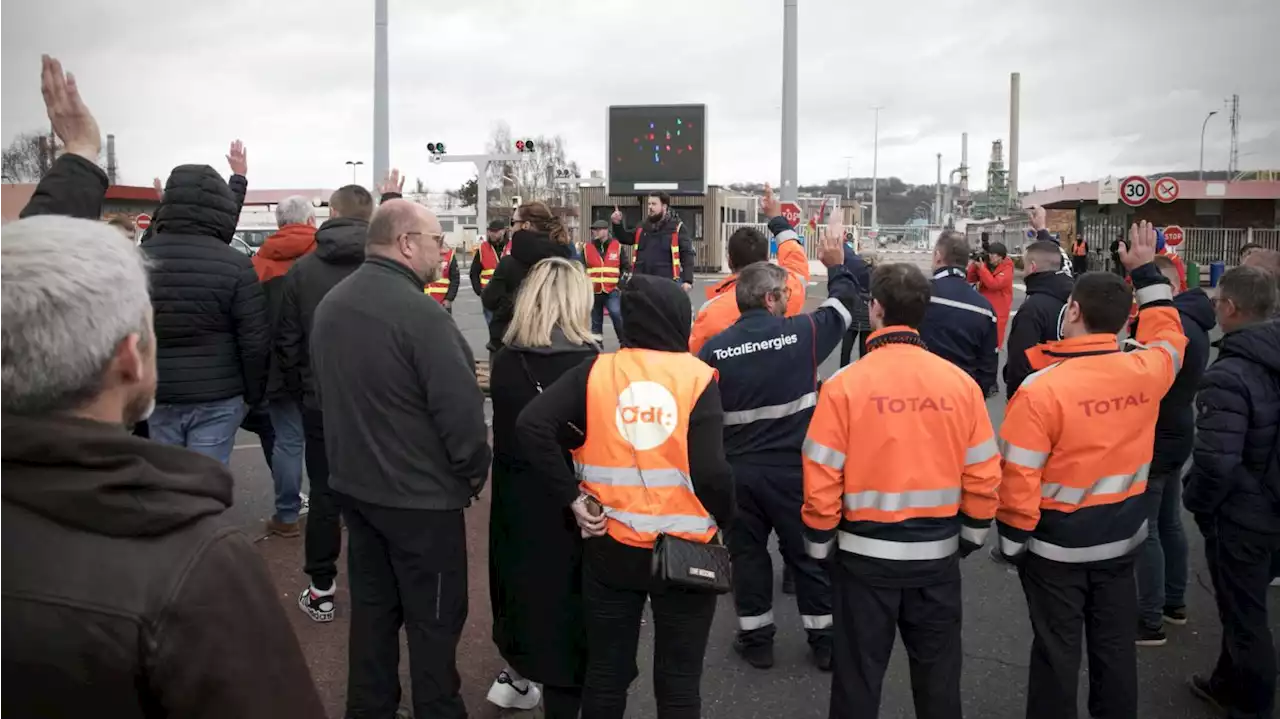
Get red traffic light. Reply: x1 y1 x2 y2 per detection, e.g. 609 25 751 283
515 140 524 152
515 139 535 153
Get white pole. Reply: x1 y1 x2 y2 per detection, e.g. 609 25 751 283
373 0 389 189
871 106 882 229
781 0 799 202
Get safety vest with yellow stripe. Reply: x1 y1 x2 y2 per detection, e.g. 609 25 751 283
425 248 453 304
478 240 511 289
572 349 718 549
634 223 682 281
585 239 622 294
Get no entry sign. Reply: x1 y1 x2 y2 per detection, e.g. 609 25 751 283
135 213 152 230
1120 176 1151 207
1163 225 1185 247
1154 177 1181 203
779 201 802 227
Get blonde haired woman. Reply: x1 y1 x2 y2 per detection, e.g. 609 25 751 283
486 257 600 718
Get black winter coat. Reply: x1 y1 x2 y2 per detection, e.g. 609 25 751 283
481 229 573 350
18 154 108 220
143 165 268 406
1184 319 1280 533
918 267 999 393
276 217 367 411
489 333 599 687
611 212 695 284
1148 289 1216 474
1004 270 1075 399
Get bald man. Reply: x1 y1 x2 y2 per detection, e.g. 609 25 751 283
311 198 491 718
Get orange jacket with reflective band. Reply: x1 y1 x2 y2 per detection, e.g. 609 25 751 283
688 235 811 355
572 349 719 549
425 249 454 303
801 327 1001 564
478 241 511 289
996 267 1187 564
585 239 623 294
635 225 681 281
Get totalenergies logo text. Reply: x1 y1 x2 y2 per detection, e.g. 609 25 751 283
615 381 679 451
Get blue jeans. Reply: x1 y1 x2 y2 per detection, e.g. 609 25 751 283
268 399 305 523
1136 471 1188 629
591 290 623 337
148 396 246 466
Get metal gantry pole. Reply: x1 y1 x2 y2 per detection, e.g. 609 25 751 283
1199 110 1219 181
871 106 882 230
373 0 389 188
781 0 799 202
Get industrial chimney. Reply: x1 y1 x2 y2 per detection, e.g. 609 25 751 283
106 134 118 185
1009 72 1020 203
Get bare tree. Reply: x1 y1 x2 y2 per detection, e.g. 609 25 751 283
485 121 578 207
2 131 60 182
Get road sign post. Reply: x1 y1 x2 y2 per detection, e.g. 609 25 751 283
779 201 802 228
135 213 152 230
1154 177 1181 203
1098 176 1119 205
1120 175 1151 207
1163 225 1185 247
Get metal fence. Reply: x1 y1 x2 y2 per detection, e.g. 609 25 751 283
1181 228 1250 268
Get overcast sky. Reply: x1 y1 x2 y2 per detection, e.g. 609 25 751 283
4 0 1277 194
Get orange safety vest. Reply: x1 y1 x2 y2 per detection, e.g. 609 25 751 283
572 349 719 549
634 223 682 280
1073 240 1088 257
425 248 454 303
478 240 511 288
585 239 623 294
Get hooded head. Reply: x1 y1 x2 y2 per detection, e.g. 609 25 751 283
152 164 239 242
619 275 692 351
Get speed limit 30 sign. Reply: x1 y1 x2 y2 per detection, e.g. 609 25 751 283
1120 175 1151 207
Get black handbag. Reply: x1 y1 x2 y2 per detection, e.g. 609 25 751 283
651 531 732 594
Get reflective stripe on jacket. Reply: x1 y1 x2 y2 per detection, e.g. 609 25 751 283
801 326 1001 566
635 225 681 281
585 239 622 294
478 240 511 288
425 249 453 303
572 349 719 548
996 264 1187 564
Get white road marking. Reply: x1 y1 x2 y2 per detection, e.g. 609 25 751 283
234 443 262 450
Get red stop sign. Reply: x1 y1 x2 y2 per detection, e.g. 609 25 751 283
1163 225 1184 247
135 213 152 230
779 201 802 227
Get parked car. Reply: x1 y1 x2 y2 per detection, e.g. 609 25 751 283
230 235 254 256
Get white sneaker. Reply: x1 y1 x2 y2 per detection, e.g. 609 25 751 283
486 670 541 711
298 492 310 517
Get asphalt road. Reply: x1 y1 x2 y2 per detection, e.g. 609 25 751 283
229 274 1273 718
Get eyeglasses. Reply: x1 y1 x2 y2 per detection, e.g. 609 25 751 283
510 218 526 227
402 231 445 244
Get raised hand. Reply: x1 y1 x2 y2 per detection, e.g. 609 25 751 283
153 177 164 199
40 55 100 162
378 168 404 195
610 205 623 224
226 140 248 176
1027 205 1047 232
1119 220 1157 271
818 207 846 268
759 182 780 219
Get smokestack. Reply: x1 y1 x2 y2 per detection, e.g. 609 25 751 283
935 153 943 225
1009 72 1020 201
960 131 969 194
106 134 118 185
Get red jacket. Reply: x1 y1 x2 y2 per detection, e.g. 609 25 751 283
252 224 317 283
967 257 1014 348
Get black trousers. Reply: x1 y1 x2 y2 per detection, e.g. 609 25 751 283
544 684 584 719
1018 554 1137 719
340 495 469 719
581 550 717 719
1071 255 1089 275
839 327 870 366
1200 516 1279 718
830 560 962 719
302 409 341 590
728 460 832 648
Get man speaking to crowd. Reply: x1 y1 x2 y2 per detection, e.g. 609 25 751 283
610 191 695 290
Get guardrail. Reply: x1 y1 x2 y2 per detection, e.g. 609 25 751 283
1181 228 1250 268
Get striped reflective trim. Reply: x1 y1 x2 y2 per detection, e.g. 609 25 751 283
965 437 999 465
805 536 834 559
607 510 717 534
930 295 996 321
803 437 846 470
587 268 621 276
576 464 692 489
820 297 853 329
696 292 732 317
1000 440 1049 469
738 611 775 631
837 531 960 560
1019 361 1062 390
1145 340 1183 374
1135 284 1173 305
960 524 990 546
775 229 799 243
1041 463 1150 505
723 392 818 426
1028 520 1148 563
843 487 960 512
999 536 1025 558
802 614 834 630
481 269 496 277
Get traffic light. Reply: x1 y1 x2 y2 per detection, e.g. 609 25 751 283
515 139 536 153
554 168 575 179
427 142 446 155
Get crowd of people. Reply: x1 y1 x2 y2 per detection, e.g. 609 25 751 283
4 54 1280 719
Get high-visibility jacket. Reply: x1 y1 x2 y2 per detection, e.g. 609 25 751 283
689 216 810 354
572 348 719 549
635 224 682 281
478 240 511 289
801 326 1001 569
585 238 623 294
997 264 1187 564
425 248 454 304
1072 240 1088 257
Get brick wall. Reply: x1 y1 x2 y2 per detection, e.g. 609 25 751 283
1046 209 1076 240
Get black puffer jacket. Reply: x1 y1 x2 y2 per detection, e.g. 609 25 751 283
1148 289 1216 474
1004 270 1075 398
143 165 268 406
481 229 573 350
276 217 367 411
1185 319 1280 533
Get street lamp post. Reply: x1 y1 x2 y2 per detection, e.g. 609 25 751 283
870 106 883 230
843 156 853 200
1199 110 1219 182
345 160 364 184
